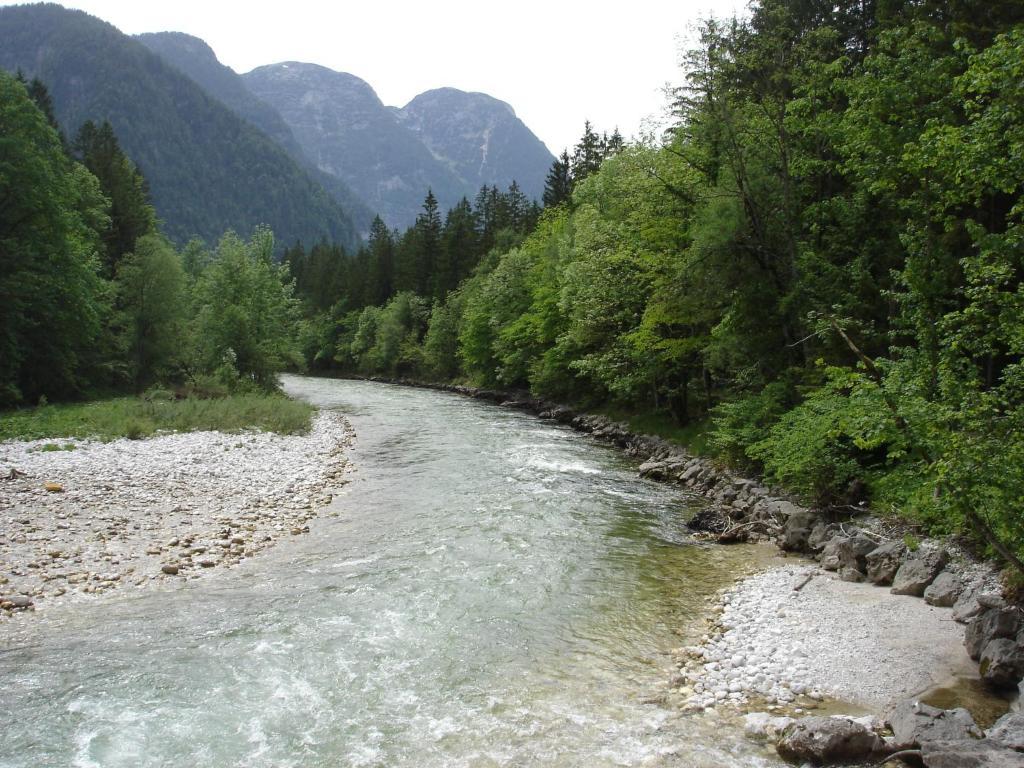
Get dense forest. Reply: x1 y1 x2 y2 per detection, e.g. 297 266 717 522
3 0 1024 570
0 70 304 406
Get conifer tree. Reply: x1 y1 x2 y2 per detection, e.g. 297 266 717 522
73 120 156 277
543 150 573 208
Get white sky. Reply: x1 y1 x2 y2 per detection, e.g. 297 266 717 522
10 0 745 154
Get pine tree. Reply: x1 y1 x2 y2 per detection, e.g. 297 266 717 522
414 190 442 295
571 121 604 184
543 150 573 207
73 120 156 277
366 216 396 306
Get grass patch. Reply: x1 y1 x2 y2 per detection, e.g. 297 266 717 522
0 392 314 442
594 406 714 455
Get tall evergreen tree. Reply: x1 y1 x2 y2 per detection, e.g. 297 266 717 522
73 120 157 277
571 121 604 184
543 150 573 208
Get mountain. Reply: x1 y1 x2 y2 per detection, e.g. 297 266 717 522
397 88 552 204
136 31 375 233
0 4 360 250
243 62 469 229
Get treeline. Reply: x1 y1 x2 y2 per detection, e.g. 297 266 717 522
293 0 1024 568
0 70 304 407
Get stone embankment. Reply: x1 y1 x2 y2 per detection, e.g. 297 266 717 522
369 377 1024 766
0 410 352 615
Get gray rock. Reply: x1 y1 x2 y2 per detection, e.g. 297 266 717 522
925 571 964 607
837 535 878 577
979 638 1024 689
979 594 1009 610
808 522 840 553
776 716 884 764
866 540 907 585
891 548 949 596
888 699 982 748
839 567 866 583
953 585 988 624
966 608 1022 661
7 595 32 608
821 536 847 571
160 564 179 575
987 712 1024 752
920 739 1024 767
779 510 818 552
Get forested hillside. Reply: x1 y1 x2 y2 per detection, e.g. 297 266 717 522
136 31 377 235
291 0 1024 569
0 4 360 250
0 70 306 407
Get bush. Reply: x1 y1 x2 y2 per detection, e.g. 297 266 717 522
708 381 793 468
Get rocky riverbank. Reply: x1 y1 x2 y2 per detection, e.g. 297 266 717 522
0 410 353 616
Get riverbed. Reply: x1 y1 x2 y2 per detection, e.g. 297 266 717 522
1 376 790 767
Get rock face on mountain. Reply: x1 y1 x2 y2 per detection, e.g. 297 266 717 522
0 5 360 250
243 63 469 229
244 64 553 229
397 88 552 204
137 32 375 233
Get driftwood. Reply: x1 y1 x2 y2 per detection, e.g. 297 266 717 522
793 573 814 592
717 519 776 544
876 749 922 766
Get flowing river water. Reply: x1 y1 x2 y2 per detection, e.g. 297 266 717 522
1 376 785 767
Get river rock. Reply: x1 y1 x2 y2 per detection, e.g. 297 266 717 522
920 739 1023 767
807 522 839 553
687 508 728 534
6 595 33 608
775 716 884 764
160 564 179 575
925 571 964 607
979 637 1024 689
891 547 949 596
837 535 877 580
966 608 1022 661
779 510 818 552
743 712 796 743
866 540 907 585
952 584 991 624
820 536 847 571
987 712 1024 752
888 699 982 748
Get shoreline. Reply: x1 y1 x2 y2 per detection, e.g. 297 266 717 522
0 409 353 616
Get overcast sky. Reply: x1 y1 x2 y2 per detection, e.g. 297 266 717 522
12 0 745 153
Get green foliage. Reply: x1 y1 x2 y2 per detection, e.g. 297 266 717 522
0 70 108 407
0 392 314 441
192 228 305 390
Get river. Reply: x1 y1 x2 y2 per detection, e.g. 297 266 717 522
0 376 782 767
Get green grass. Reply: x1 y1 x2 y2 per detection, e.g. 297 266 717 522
595 406 714 455
0 392 314 442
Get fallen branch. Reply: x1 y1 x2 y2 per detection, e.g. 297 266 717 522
793 573 814 592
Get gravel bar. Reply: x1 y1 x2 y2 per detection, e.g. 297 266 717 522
675 564 974 715
0 410 352 616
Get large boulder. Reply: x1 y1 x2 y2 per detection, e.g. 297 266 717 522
821 537 847 571
866 541 907 586
887 699 982 748
965 608 1022 661
779 510 818 552
776 716 884 764
952 583 998 624
925 571 964 607
808 522 840 553
891 547 949 596
987 712 1024 752
920 739 1023 767
979 637 1024 689
837 535 879 581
